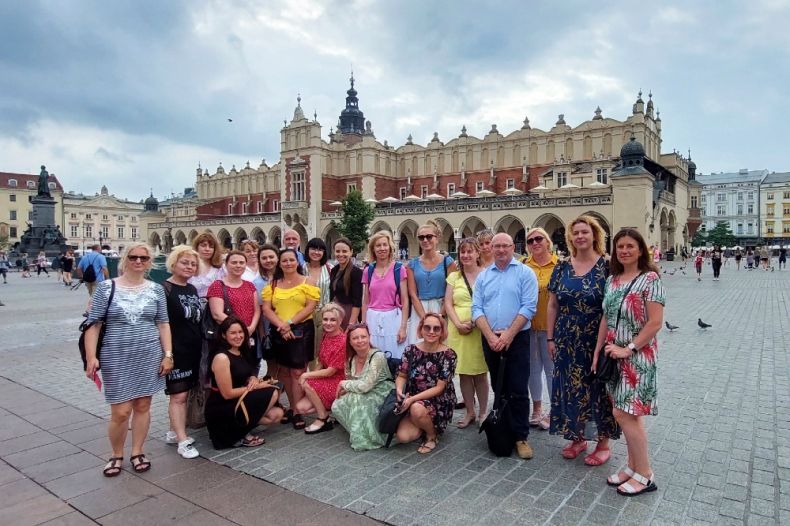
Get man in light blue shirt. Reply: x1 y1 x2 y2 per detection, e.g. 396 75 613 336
472 233 538 459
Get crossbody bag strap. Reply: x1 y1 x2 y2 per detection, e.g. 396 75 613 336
460 270 474 298
614 272 645 331
493 352 507 408
103 280 116 323
220 282 235 316
235 389 250 425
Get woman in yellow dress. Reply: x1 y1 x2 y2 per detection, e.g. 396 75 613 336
444 237 488 428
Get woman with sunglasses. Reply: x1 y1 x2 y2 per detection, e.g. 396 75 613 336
444 237 488 428
304 238 332 367
523 228 559 430
329 238 362 328
395 313 457 454
406 220 456 344
84 243 172 476
253 244 279 375
331 322 394 450
261 248 319 430
547 216 619 465
361 231 409 358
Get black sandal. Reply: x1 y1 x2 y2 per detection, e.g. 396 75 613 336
292 413 306 430
103 457 123 477
304 417 334 435
129 454 151 473
280 408 293 425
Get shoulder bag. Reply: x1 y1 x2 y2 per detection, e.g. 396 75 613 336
594 272 644 384
479 352 516 456
78 280 116 370
201 282 234 340
375 351 406 448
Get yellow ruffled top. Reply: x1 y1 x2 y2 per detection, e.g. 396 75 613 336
262 281 321 321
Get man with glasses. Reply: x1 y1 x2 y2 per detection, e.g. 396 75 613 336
472 233 538 459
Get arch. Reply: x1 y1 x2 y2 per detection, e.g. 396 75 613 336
397 219 420 258
174 230 187 246
233 227 248 249
250 227 266 245
458 216 488 239
292 223 308 252
321 224 343 256
268 226 281 248
217 229 232 250
149 232 162 252
583 211 612 254
495 215 527 254
659 208 669 252
533 213 566 254
668 211 678 253
370 221 393 234
438 222 454 253
188 229 199 242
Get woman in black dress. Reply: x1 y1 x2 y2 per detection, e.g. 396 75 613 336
205 317 283 449
328 238 363 328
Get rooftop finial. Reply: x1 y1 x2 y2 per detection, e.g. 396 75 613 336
688 148 692 160
297 93 301 107
350 68 355 89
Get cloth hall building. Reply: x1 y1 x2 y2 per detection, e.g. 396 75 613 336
147 79 697 257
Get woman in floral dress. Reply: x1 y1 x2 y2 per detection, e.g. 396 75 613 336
395 313 457 454
595 228 664 497
547 215 619 465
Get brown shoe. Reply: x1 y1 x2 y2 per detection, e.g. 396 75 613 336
516 440 534 460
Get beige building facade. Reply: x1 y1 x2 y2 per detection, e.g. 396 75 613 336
63 185 146 254
761 172 790 243
149 83 695 256
0 171 64 250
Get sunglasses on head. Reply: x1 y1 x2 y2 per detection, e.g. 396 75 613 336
526 236 545 245
127 255 150 262
417 234 436 241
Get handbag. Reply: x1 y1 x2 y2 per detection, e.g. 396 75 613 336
375 352 407 448
594 272 645 384
186 385 208 428
201 282 234 340
479 352 516 457
78 280 116 371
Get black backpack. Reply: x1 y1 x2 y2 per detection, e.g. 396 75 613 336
82 255 98 283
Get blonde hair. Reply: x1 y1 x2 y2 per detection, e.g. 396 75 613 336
239 239 259 253
320 302 346 322
418 219 441 238
166 245 199 272
457 237 481 270
566 215 606 257
526 227 553 252
119 242 154 274
367 230 396 263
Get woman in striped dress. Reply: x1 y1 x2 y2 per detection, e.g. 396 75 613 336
84 242 172 477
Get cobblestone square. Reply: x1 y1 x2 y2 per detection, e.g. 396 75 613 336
1 260 788 525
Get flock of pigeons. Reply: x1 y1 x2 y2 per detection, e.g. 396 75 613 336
664 319 712 332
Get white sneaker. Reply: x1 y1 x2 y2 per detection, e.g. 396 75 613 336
165 431 194 445
177 440 199 459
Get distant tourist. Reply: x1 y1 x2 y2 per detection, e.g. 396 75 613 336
60 249 75 287
779 246 787 270
734 248 742 271
0 251 9 284
77 244 108 312
36 251 50 277
759 245 771 270
711 246 723 281
694 250 704 280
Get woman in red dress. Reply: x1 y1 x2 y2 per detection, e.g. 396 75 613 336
296 303 347 434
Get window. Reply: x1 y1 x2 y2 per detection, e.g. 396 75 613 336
747 191 754 200
399 187 407 200
506 179 515 189
70 225 78 237
117 215 124 221
131 227 138 239
447 183 456 196
717 205 726 216
717 192 726 202
9 210 17 220
420 185 428 198
767 204 775 215
227 203 234 215
784 222 790 234
475 181 484 193
737 223 744 235
691 196 698 208
747 204 754 214
131 216 137 222
70 212 77 219
747 223 753 234
737 192 743 201
291 171 305 201
784 206 790 216
48 182 56 190
272 200 280 212
100 226 109 239
785 191 790 199
737 204 743 215
766 223 774 234
346 183 357 194
117 227 124 239
557 172 568 187
241 202 249 214
701 194 706 203
8 179 17 187
101 214 108 221
26 180 35 188
85 214 92 220
85 225 93 237
256 201 264 213
9 194 15 202
596 168 608 184
9 226 17 238
768 192 774 200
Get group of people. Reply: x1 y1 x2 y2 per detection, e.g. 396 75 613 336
82 217 665 498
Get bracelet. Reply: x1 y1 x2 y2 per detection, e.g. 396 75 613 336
164 354 173 361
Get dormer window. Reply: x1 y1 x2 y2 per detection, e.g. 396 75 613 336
8 179 17 187
27 180 35 188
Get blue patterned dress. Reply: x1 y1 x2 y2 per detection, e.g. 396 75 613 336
547 257 620 440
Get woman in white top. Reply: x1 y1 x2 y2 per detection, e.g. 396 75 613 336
240 240 260 283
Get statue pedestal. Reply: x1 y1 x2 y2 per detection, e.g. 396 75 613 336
17 196 67 258
30 196 57 226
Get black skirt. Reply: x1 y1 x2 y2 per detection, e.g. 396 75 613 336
205 387 277 449
270 320 314 369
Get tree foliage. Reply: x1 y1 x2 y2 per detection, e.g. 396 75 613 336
704 221 737 247
690 229 706 247
332 190 374 256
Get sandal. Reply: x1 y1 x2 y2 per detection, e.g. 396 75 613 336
129 454 151 473
617 471 657 497
103 456 123 477
417 437 438 454
607 466 635 486
239 434 265 447
456 415 476 429
280 408 293 425
584 446 611 466
561 440 588 459
292 413 306 430
304 417 334 435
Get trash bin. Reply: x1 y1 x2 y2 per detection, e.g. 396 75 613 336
665 251 675 262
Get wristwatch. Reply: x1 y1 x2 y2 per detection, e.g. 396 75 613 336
164 353 174 361
627 342 637 353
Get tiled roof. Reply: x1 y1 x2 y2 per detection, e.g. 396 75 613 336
696 170 768 185
762 172 790 184
0 171 64 191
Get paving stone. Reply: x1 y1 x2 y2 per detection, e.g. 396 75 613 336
718 499 745 520
749 497 776 518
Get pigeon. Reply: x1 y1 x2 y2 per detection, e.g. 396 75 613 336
227 118 233 122
697 318 712 329
665 321 678 332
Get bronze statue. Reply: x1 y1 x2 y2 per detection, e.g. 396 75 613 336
37 165 51 197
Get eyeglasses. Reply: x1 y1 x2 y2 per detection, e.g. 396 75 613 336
127 255 150 262
492 244 513 250
417 234 436 241
526 236 545 245
422 325 442 333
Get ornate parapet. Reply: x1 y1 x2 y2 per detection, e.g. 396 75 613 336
150 214 282 229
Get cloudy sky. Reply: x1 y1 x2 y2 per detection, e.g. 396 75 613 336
2 0 789 201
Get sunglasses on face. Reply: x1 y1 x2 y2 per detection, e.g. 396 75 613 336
417 234 436 241
422 325 442 333
127 255 150 262
526 236 545 245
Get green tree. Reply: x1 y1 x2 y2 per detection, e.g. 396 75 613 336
332 190 374 255
690 229 707 247
705 221 736 247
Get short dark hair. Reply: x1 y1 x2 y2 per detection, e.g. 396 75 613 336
306 237 328 265
609 228 658 275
